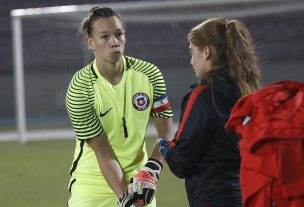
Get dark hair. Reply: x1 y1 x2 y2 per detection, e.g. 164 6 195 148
188 18 261 96
79 7 124 37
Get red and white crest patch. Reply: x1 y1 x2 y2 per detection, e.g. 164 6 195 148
132 92 150 111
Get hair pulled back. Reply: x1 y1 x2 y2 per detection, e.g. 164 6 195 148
79 7 124 37
188 18 261 95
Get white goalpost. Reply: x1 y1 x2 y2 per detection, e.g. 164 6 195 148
8 0 304 143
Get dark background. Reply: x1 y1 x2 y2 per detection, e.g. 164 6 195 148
1 0 303 128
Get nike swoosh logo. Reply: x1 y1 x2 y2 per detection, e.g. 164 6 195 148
100 107 112 117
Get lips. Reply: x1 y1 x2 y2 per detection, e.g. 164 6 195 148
114 47 121 52
110 50 121 55
111 50 121 54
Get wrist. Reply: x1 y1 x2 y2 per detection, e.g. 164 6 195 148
117 184 128 199
146 158 163 171
157 138 175 157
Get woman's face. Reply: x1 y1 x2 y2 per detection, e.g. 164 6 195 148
87 16 126 64
189 42 211 80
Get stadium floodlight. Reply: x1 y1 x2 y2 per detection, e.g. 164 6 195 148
8 0 304 143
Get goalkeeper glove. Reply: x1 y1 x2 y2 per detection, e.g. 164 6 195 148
118 179 141 207
158 138 176 157
132 158 163 205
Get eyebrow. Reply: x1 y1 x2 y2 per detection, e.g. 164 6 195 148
99 28 124 34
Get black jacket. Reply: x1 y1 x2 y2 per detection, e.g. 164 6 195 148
165 71 242 207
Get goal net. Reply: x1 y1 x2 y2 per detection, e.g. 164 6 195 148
8 0 304 142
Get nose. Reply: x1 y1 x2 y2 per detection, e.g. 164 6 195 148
110 35 119 47
190 57 193 66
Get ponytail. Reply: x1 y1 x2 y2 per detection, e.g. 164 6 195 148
225 20 260 95
188 18 261 96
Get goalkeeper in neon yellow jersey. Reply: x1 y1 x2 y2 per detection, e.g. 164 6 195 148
65 6 173 207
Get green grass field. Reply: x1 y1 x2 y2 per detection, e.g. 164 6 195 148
0 138 188 207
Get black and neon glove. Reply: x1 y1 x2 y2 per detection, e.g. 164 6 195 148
118 179 140 207
132 158 163 205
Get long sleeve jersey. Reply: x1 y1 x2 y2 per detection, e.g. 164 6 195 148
166 70 242 207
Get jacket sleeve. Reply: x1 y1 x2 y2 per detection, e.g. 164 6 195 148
165 90 215 178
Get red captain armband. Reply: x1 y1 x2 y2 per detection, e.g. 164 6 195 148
152 94 171 113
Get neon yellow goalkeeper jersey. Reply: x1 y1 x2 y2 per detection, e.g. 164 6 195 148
66 55 172 196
